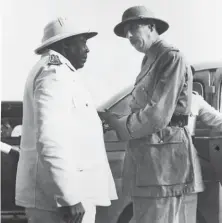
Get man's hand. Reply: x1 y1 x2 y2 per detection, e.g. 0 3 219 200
60 202 85 223
98 110 128 140
98 110 121 128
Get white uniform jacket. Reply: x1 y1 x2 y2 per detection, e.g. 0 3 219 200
16 50 117 211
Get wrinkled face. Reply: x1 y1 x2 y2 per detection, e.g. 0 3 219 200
64 35 89 69
124 22 153 53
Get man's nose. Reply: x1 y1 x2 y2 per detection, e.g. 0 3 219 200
85 45 90 53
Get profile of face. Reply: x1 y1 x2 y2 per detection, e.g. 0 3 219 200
64 35 90 69
124 22 155 53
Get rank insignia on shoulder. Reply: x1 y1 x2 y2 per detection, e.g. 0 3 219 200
48 54 62 66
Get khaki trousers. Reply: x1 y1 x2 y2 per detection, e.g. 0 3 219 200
25 201 96 223
131 194 197 223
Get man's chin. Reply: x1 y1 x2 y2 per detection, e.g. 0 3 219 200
133 46 143 53
79 63 85 68
77 63 85 69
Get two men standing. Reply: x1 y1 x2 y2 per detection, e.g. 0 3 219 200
16 5 206 223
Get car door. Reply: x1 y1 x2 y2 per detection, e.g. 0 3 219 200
193 67 222 223
193 68 220 182
208 68 222 185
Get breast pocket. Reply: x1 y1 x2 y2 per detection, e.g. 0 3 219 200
72 86 90 109
135 129 194 186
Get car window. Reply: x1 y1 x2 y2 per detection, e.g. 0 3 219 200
1 118 22 145
1 103 22 146
193 81 204 97
1 118 22 137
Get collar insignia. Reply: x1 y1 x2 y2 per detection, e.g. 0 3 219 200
48 54 62 66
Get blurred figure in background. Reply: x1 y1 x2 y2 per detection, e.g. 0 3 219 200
1 118 13 138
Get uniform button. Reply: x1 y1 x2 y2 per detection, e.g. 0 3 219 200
86 103 88 107
77 168 83 172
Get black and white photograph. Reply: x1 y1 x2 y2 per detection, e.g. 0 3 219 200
1 0 222 222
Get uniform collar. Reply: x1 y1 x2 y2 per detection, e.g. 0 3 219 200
41 49 76 72
145 39 163 56
135 39 167 84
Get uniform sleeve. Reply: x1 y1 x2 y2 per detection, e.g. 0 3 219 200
1 142 12 154
198 95 222 131
34 68 81 207
117 51 187 139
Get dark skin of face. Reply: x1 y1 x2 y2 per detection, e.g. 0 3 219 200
63 35 90 70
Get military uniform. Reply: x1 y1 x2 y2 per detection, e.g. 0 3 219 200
16 50 117 223
116 40 204 223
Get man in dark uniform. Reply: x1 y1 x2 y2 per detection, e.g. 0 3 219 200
99 5 203 223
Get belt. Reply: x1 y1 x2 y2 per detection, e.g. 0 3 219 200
168 114 189 127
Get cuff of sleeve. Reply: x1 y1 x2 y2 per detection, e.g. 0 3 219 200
117 115 133 141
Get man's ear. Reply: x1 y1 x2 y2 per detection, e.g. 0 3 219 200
148 23 156 32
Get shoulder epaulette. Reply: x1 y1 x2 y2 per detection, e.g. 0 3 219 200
141 55 148 68
161 41 179 53
48 54 62 66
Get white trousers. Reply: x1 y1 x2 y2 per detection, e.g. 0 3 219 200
26 201 96 223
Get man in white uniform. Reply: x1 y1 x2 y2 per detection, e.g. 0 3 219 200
15 17 117 223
